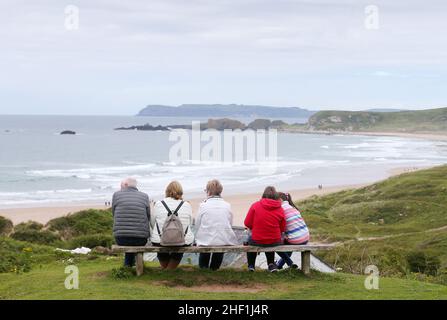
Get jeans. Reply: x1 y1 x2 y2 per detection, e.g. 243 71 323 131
276 252 293 268
246 238 285 267
115 236 148 267
199 253 224 271
276 240 309 268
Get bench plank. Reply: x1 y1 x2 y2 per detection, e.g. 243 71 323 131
112 244 334 254
112 244 335 276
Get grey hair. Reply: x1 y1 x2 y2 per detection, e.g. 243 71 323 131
206 179 223 196
122 177 137 188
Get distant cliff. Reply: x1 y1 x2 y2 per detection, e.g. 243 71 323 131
137 104 315 118
305 107 447 133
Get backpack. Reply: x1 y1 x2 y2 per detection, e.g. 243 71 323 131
156 200 188 246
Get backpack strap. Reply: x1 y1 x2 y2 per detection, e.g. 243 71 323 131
161 200 173 216
156 221 161 237
172 201 184 216
162 200 184 216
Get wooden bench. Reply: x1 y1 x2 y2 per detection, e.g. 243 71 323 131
112 244 334 276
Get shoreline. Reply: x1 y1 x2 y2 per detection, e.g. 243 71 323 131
281 129 447 142
0 165 426 226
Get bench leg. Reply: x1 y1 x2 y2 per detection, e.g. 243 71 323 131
301 251 311 275
136 253 144 276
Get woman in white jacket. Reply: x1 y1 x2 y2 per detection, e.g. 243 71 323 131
195 179 238 270
150 181 194 270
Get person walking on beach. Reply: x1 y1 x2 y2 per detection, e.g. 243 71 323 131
195 179 238 271
150 181 194 270
112 177 151 267
244 186 288 272
275 192 310 269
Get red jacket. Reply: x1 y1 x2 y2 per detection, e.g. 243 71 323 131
244 198 286 244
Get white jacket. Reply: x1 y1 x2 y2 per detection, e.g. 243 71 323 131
194 197 238 246
150 197 194 245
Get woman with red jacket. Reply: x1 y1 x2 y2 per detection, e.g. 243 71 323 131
244 186 288 272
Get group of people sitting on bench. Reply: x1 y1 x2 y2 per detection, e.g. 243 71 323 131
112 177 310 273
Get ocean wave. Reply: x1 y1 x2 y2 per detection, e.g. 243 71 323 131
26 163 157 178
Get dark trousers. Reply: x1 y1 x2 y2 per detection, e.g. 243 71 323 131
247 251 275 267
246 238 284 267
199 253 224 271
115 236 148 267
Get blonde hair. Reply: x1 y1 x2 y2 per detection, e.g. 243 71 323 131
165 181 183 200
206 179 223 196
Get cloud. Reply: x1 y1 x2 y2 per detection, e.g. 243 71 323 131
0 0 447 113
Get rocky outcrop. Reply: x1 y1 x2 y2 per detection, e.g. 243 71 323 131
114 124 171 131
247 119 288 130
116 118 289 132
60 130 76 135
206 118 246 130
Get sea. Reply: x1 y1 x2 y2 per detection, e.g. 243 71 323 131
1 115 447 208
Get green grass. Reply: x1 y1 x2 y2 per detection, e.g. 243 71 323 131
303 107 447 133
0 257 446 300
299 165 447 277
47 208 113 240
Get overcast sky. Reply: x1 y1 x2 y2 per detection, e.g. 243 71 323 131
1 0 446 115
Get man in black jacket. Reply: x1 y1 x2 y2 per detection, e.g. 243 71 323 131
112 177 150 267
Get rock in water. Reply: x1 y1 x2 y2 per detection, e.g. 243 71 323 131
60 130 76 135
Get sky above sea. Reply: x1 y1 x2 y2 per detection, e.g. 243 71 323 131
0 0 446 115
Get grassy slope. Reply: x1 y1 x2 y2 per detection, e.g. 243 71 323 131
0 258 446 300
299 165 447 275
304 107 447 132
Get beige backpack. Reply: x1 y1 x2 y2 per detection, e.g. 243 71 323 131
156 200 188 246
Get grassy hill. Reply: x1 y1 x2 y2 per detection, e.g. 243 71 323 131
304 107 447 133
299 165 447 279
